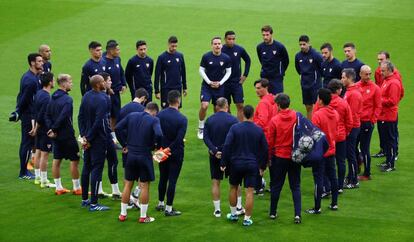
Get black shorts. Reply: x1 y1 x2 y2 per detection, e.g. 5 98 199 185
125 152 154 182
229 163 259 188
161 88 182 109
200 84 224 105
35 132 52 152
53 137 80 161
301 87 318 105
110 91 121 120
209 155 224 180
224 80 244 104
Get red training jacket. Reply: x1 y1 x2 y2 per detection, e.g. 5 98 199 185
378 75 402 122
375 66 404 99
355 80 382 124
344 84 363 128
267 109 296 159
254 93 275 141
312 105 339 157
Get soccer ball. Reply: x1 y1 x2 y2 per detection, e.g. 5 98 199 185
298 135 314 152
292 149 306 163
311 130 324 142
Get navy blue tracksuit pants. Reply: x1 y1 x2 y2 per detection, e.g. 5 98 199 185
378 121 398 168
312 156 338 210
19 115 34 176
81 141 105 204
158 154 183 206
269 156 301 217
106 140 118 184
346 127 360 184
360 122 374 176
324 140 346 191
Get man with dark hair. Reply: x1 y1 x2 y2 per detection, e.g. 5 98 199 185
295 35 323 119
267 93 302 224
222 105 268 226
156 90 188 216
39 44 52 73
341 68 363 189
119 88 148 121
341 42 364 81
197 37 232 139
222 31 251 121
80 41 105 96
203 97 239 217
154 36 187 109
116 102 162 223
320 43 342 88
307 88 339 214
257 25 289 94
126 40 154 103
33 72 55 187
10 53 43 179
45 74 81 195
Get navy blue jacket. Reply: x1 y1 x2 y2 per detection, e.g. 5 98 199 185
80 58 105 95
203 111 238 155
103 56 126 92
125 55 154 98
34 89 51 134
154 51 186 93
222 44 251 82
45 89 75 141
119 101 145 121
341 58 364 82
200 52 231 85
321 57 342 87
222 121 268 169
15 70 41 118
157 107 187 155
257 40 289 80
43 62 52 73
115 112 163 155
78 90 111 143
295 47 323 89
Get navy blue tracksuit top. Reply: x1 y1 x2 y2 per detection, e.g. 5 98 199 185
33 89 51 135
203 111 238 154
125 55 154 92
80 58 105 95
256 40 289 80
321 57 342 87
341 58 364 82
119 101 145 121
15 70 41 118
45 89 75 141
222 44 251 82
295 47 323 89
154 51 187 93
102 56 126 92
157 107 187 155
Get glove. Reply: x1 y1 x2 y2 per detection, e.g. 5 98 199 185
9 111 19 122
153 147 171 163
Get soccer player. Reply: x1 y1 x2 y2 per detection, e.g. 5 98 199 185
10 53 43 179
80 41 105 96
341 43 364 82
33 72 55 188
320 43 342 88
156 90 188 216
294 35 323 119
39 44 52 73
222 30 251 121
256 25 289 94
154 36 187 109
45 74 81 195
125 40 154 102
341 68 363 189
267 94 302 224
307 88 339 214
197 37 232 139
377 61 402 172
222 105 268 226
115 102 162 223
78 75 111 211
203 97 239 217
355 65 381 180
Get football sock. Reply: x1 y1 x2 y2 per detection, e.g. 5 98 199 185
34 169 40 179
140 204 148 218
121 202 128 216
230 206 237 215
111 183 121 194
40 171 47 183
158 201 164 206
198 120 205 129
213 200 220 211
166 205 172 212
244 215 251 220
237 196 242 209
72 179 81 190
98 181 104 194
54 178 63 190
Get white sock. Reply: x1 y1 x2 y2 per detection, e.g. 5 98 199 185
244 215 251 220
230 206 237 215
34 169 40 178
158 201 164 206
166 205 172 212
111 183 121 195
72 179 81 190
198 120 205 129
40 171 47 182
213 200 221 211
98 181 104 194
237 196 242 209
133 186 141 198
121 202 128 216
54 178 63 190
140 204 148 218
111 132 116 139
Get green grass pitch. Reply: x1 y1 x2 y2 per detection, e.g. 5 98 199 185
0 0 413 241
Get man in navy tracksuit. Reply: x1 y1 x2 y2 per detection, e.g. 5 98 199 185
295 35 323 119
39 45 52 73
125 40 154 103
115 102 162 223
80 41 105 95
222 30 251 121
154 36 187 109
45 74 81 195
78 75 111 211
222 105 268 226
156 90 188 216
256 25 289 95
10 53 43 179
341 42 365 82
203 97 239 217
320 43 342 88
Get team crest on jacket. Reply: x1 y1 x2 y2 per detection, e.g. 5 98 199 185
47 144 52 149
94 69 98 72
136 65 140 68
168 60 171 63
262 52 266 55
176 58 179 62
108 67 112 70
146 63 149 68
103 66 106 71
366 89 370 94
309 59 313 63
329 68 332 72
116 64 119 68
220 61 224 66
273 50 277 55
209 62 213 65
299 59 303 63
234 52 238 56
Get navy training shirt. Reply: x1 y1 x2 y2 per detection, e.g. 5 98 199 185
321 57 342 88
157 107 187 155
80 58 105 95
102 55 126 92
125 55 154 97
256 40 289 80
33 89 51 134
203 111 238 154
45 89 75 141
221 44 251 82
154 51 187 93
294 47 323 89
15 70 41 118
119 101 145 121
341 58 364 82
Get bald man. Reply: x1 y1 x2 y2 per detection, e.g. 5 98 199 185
39 44 52 73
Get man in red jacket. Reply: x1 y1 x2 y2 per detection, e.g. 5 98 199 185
356 65 381 180
342 68 363 189
267 94 301 224
378 61 402 172
307 88 339 214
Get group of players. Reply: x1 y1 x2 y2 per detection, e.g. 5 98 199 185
10 24 403 226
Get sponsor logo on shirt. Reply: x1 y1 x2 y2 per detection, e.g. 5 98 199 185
103 66 106 71
262 52 266 55
136 65 140 68
329 68 332 72
299 59 303 63
94 69 98 72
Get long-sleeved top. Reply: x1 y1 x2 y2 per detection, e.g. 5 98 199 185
374 66 404 99
222 121 268 169
119 101 145 121
43 62 52 73
295 47 323 89
321 57 342 87
157 107 187 155
15 70 41 118
45 89 75 141
344 85 363 128
355 80 382 123
341 58 364 82
154 51 186 94
253 93 275 141
103 56 126 92
203 111 238 155
125 55 154 98
33 89 51 135
256 40 289 80
267 109 297 159
378 75 402 122
312 106 339 157
80 58 105 95
222 44 251 82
